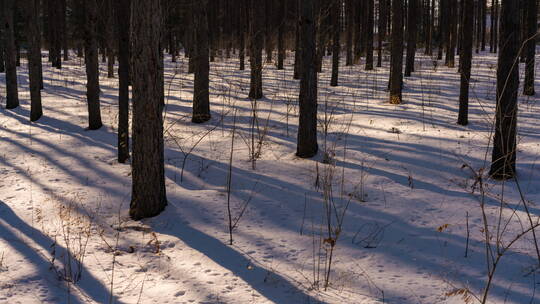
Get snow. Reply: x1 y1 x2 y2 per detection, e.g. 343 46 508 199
0 50 539 304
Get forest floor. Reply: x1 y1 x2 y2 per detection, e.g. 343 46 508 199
0 50 539 304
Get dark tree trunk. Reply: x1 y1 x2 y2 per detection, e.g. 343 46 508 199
438 0 447 60
0 37 4 73
377 0 388 67
445 2 457 67
345 0 354 66
389 0 404 104
428 0 435 55
248 0 264 99
296 0 318 158
276 0 285 70
458 0 473 126
84 0 103 130
130 0 167 220
239 0 246 70
404 0 418 76
264 0 274 63
480 0 486 51
330 0 340 86
493 0 498 53
293 0 301 79
23 0 43 121
105 0 115 78
116 0 130 163
3 0 19 109
61 0 68 61
192 0 211 123
490 0 519 180
523 0 537 96
365 0 374 70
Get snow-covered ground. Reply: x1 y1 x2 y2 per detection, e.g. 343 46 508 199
0 50 539 304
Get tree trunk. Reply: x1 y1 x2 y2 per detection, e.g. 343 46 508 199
377 0 388 67
84 0 103 130
23 0 43 121
489 0 519 179
296 0 318 158
116 0 130 163
365 0 374 70
458 0 473 126
3 0 19 109
130 0 168 220
345 0 354 66
523 0 537 96
330 0 340 86
404 0 418 76
389 0 404 104
248 0 264 99
238 0 246 70
277 0 285 70
293 0 301 79
192 0 211 123
61 0 68 61
445 1 457 67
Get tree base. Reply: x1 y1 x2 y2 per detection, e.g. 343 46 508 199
129 199 167 221
192 114 211 124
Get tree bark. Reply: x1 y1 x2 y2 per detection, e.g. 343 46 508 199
404 0 418 76
523 0 537 96
389 0 404 104
23 0 43 121
365 0 374 70
130 0 168 220
84 0 103 130
330 0 340 86
2 0 19 109
297 0 318 158
248 0 264 99
192 0 211 123
458 0 473 126
116 0 130 163
377 0 388 67
490 0 519 179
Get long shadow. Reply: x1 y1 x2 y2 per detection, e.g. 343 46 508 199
152 200 327 304
0 201 122 304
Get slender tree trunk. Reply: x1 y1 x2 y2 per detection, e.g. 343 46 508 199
389 0 404 104
130 0 167 220
489 0 519 179
330 0 340 86
84 0 102 130
377 0 388 67
61 0 68 61
276 0 285 70
493 0 498 53
3 0 19 109
248 0 264 99
458 0 473 126
297 0 318 158
480 0 486 51
192 0 211 123
293 0 301 79
365 0 374 70
116 0 130 163
239 0 246 70
345 0 354 66
445 2 457 67
23 0 43 121
405 0 418 76
523 0 537 96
